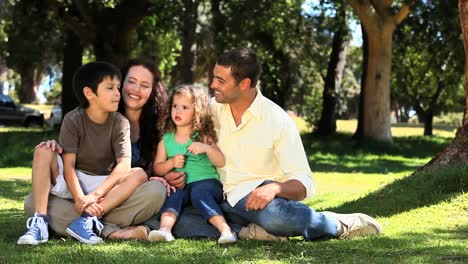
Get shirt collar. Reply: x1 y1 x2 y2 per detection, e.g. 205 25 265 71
245 88 263 120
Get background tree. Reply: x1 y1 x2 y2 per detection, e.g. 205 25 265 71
315 0 351 135
347 0 411 143
422 0 468 169
5 0 62 103
392 0 464 136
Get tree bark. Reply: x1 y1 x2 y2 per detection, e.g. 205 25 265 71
61 29 83 117
316 6 349 136
420 0 468 170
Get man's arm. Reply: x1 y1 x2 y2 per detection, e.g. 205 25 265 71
245 179 306 211
246 114 313 211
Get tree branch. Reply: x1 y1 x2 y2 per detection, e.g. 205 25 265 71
394 4 411 25
71 0 96 32
346 0 375 30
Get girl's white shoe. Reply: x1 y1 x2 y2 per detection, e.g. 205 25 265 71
218 231 237 244
148 228 175 242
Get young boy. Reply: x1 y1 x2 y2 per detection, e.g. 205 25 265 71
17 61 147 245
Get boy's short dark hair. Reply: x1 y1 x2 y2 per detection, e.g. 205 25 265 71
73 61 122 108
216 48 262 88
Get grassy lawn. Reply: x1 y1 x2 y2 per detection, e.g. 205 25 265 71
0 123 466 263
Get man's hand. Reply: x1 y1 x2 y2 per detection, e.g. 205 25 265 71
245 183 281 211
149 177 177 196
35 139 63 154
171 154 185 168
74 194 99 214
186 142 209 155
163 171 186 189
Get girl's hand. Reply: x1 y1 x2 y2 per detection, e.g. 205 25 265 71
171 154 185 168
187 142 209 155
149 177 177 197
35 139 63 154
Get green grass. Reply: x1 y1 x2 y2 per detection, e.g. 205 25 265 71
0 125 466 263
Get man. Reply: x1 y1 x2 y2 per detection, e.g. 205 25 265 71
164 47 381 241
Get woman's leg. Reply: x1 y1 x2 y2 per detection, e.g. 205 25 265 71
103 180 166 238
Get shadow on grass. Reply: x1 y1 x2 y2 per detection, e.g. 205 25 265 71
303 133 452 173
324 165 467 217
0 130 58 168
0 179 31 201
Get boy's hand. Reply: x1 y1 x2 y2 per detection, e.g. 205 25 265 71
74 194 99 214
163 171 186 189
83 202 104 218
186 142 209 155
149 177 177 197
171 154 185 168
35 139 63 154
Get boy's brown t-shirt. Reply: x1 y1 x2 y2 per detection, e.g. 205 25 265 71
59 107 131 176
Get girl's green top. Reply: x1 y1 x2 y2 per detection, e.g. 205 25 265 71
163 132 219 184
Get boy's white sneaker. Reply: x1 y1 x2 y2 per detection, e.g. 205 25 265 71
17 212 49 245
148 229 175 242
218 231 237 244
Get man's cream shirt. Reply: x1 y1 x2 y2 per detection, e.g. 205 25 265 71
211 89 315 206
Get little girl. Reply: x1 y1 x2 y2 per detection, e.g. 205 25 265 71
148 84 237 244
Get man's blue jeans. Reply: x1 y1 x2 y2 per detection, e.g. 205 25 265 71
220 195 338 240
146 181 338 240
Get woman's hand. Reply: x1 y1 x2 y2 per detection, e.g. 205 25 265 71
35 139 63 154
149 177 177 196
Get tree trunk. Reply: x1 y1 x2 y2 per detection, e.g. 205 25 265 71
173 0 199 83
420 0 468 170
354 24 368 139
362 24 394 143
316 15 349 136
61 29 83 117
423 110 434 136
348 0 410 143
17 65 37 103
93 23 130 67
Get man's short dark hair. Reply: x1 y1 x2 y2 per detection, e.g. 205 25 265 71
216 48 262 88
73 61 121 108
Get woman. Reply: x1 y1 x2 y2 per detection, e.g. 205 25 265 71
23 58 169 240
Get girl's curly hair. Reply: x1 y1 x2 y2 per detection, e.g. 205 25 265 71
162 84 217 143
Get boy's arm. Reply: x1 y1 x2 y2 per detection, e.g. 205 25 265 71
90 156 131 199
62 153 96 213
153 139 183 176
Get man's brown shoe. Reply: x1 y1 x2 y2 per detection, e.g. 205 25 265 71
238 223 287 242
